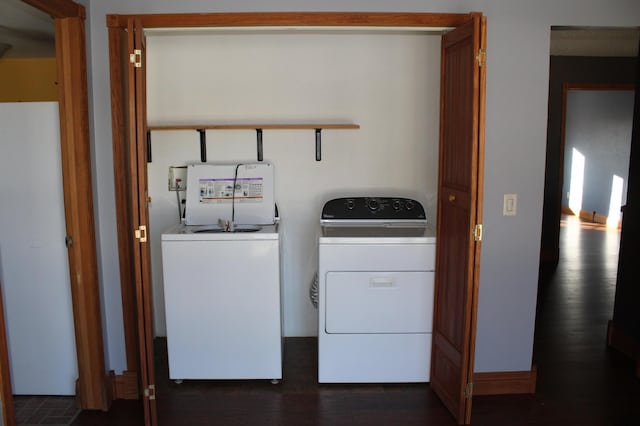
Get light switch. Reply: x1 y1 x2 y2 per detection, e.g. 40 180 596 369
503 194 517 216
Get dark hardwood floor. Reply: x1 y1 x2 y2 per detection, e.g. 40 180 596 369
73 216 640 425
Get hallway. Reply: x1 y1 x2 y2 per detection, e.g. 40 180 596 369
473 216 639 425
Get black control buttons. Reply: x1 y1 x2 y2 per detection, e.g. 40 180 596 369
367 198 380 211
345 199 355 210
322 197 425 220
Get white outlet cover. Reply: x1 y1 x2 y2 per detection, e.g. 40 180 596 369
503 193 517 216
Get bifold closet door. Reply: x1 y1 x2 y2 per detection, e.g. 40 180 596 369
430 13 486 426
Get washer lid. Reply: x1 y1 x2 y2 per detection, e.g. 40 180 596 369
185 162 276 226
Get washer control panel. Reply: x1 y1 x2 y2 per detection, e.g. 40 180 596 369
321 197 426 220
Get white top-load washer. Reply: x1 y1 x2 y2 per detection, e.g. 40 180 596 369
161 162 282 381
318 197 436 383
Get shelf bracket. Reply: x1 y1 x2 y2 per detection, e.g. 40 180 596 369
315 128 322 161
256 129 263 162
197 129 207 162
146 130 152 163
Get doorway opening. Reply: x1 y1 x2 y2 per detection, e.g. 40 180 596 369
537 23 639 386
540 26 639 266
107 12 486 426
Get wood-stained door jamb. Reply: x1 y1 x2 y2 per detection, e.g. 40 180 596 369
21 0 108 411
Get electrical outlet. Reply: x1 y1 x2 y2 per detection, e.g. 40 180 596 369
168 166 188 191
503 194 517 216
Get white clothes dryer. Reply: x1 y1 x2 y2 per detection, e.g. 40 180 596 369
318 197 436 383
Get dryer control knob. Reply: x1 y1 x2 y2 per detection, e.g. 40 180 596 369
405 200 415 211
367 198 380 211
346 199 355 210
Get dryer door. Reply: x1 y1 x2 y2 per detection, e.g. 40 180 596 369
325 271 434 334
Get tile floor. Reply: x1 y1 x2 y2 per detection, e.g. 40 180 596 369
13 395 80 426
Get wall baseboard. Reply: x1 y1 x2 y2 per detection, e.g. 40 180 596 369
107 370 139 400
607 320 640 378
562 205 621 228
473 366 537 396
561 205 574 216
578 209 608 225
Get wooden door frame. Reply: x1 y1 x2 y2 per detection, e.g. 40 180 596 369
0 279 15 426
106 6 476 375
4 0 108 412
106 10 484 424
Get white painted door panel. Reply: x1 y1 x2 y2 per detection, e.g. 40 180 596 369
0 102 77 395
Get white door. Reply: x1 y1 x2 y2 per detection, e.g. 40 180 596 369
0 102 77 395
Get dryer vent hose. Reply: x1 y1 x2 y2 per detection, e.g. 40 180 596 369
309 272 319 309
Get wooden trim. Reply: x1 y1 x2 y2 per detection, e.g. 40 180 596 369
578 209 608 225
17 0 106 413
562 206 622 227
107 11 471 29
55 16 108 411
558 83 570 240
108 24 140 380
107 371 140 400
0 280 15 426
608 320 640 378
473 366 537 395
135 17 159 425
148 123 360 131
466 13 485 425
21 0 84 19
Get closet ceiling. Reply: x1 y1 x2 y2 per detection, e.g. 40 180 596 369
551 27 639 57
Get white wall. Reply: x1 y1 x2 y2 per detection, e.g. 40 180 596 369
145 32 441 337
86 0 640 374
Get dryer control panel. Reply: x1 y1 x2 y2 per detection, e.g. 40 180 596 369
321 197 426 221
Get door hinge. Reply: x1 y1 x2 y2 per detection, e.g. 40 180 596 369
65 235 73 248
476 48 486 67
129 49 142 68
473 224 483 242
464 382 474 398
134 225 147 243
143 384 156 400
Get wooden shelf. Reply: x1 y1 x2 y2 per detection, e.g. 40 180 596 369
145 123 359 162
146 124 359 161
147 123 360 131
